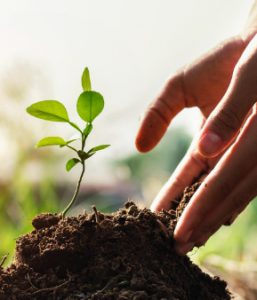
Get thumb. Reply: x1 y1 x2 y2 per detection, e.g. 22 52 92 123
198 34 257 157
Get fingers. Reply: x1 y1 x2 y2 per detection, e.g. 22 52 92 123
185 173 256 252
136 35 247 153
198 34 257 157
135 73 185 152
151 118 224 212
192 199 249 248
151 133 210 211
174 112 257 254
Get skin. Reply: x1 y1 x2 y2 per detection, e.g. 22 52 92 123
135 3 257 255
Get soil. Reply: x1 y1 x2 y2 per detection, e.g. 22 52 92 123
0 182 231 300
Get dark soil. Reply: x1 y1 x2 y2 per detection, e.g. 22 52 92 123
0 183 231 299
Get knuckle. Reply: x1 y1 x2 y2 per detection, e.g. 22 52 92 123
156 95 174 114
212 106 241 137
169 175 187 192
148 105 170 126
149 92 178 126
190 151 210 173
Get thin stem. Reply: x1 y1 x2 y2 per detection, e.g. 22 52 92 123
68 121 83 134
82 123 92 149
62 123 91 216
62 161 85 217
82 135 86 150
66 145 78 153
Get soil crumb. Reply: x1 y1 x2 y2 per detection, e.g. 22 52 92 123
0 183 231 299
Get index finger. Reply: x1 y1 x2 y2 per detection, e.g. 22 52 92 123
135 73 185 152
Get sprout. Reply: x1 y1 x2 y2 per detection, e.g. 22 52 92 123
26 67 110 216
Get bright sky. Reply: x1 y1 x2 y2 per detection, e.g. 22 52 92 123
0 0 253 182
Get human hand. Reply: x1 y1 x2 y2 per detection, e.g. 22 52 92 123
135 32 257 254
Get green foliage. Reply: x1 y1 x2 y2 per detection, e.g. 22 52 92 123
27 100 69 122
66 158 80 171
26 67 109 216
36 136 66 148
77 91 104 123
81 67 91 91
88 144 110 154
0 176 61 266
117 128 191 182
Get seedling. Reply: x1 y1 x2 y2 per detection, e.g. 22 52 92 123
26 67 109 216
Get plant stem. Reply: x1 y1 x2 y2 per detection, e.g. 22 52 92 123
62 124 90 216
62 161 85 217
82 135 86 150
68 121 83 134
66 145 78 153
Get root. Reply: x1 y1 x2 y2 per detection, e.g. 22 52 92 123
99 274 126 292
26 274 37 289
31 280 70 296
26 273 71 296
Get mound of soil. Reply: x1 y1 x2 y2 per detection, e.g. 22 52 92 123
0 183 231 299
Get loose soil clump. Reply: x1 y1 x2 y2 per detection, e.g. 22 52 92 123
0 183 231 299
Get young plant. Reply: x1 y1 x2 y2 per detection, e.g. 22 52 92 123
26 67 109 216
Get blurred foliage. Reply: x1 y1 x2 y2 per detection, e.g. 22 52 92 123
0 63 60 265
0 176 61 266
116 127 191 183
114 127 192 208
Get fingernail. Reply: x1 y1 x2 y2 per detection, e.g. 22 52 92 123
176 242 195 255
198 132 223 157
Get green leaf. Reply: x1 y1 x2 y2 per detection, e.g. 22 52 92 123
66 158 80 171
83 123 93 137
60 138 79 148
36 136 66 148
82 67 91 91
27 100 69 122
77 91 104 123
88 144 110 153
